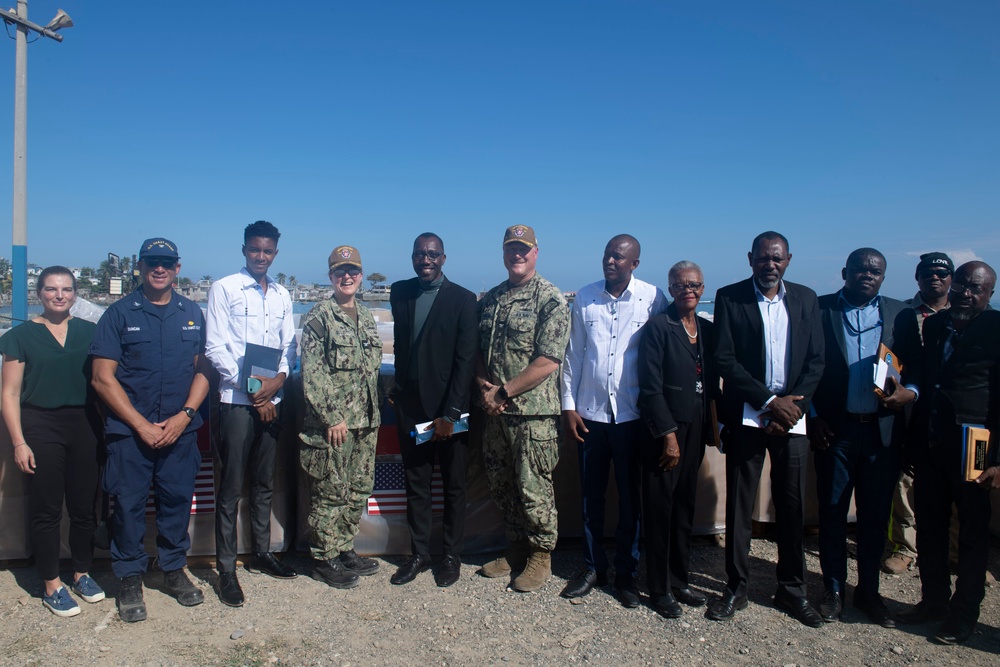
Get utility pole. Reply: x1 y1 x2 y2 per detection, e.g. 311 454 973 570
2 2 72 325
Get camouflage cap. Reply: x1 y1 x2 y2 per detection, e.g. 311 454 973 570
329 245 363 270
503 225 537 248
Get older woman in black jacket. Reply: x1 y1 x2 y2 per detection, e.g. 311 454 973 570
638 260 716 619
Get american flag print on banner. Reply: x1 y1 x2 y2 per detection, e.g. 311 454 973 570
109 456 216 516
367 461 444 516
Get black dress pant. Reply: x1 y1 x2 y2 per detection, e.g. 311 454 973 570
724 427 809 599
914 439 993 623
215 403 280 572
641 413 705 598
22 406 100 580
394 399 467 556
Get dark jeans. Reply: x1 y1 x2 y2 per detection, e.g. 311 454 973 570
914 440 993 623
641 413 705 598
395 401 467 555
724 428 809 599
22 406 100 580
577 418 642 578
103 431 201 578
215 403 280 572
814 421 899 595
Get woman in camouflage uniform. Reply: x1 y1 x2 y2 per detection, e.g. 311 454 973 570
299 245 383 589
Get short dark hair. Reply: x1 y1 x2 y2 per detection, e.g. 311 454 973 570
414 232 444 252
846 247 886 269
751 231 790 255
244 220 280 245
36 265 76 294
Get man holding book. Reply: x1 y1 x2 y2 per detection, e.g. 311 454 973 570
808 248 910 628
205 221 298 607
894 261 1000 645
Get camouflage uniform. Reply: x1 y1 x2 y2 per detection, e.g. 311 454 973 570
478 273 570 550
299 299 382 559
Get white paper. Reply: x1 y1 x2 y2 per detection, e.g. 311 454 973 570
742 402 807 435
874 359 888 389
412 413 471 445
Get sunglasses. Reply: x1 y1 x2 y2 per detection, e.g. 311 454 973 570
919 269 950 280
331 267 362 278
143 258 177 269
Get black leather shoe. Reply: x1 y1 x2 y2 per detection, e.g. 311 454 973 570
163 568 204 607
653 593 683 619
391 554 432 586
933 617 976 645
339 549 380 576
854 590 895 628
706 591 748 621
614 576 641 609
435 554 462 588
217 571 244 607
773 591 823 628
312 558 360 589
819 589 842 622
897 599 949 624
248 552 298 579
672 586 707 607
561 570 605 598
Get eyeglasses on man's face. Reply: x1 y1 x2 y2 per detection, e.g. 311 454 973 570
144 258 177 270
950 282 987 297
919 269 950 280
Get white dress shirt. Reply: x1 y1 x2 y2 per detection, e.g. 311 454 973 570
561 275 667 423
205 268 297 406
754 279 791 401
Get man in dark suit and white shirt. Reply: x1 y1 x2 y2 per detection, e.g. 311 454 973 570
388 233 478 587
809 248 909 628
706 231 825 628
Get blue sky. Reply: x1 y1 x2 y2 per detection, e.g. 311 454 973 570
0 1 997 298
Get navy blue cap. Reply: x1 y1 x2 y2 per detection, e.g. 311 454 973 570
138 237 179 260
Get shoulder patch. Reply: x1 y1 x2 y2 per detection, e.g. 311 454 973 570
305 319 326 339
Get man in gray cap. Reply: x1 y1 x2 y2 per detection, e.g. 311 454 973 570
475 225 570 593
91 238 211 622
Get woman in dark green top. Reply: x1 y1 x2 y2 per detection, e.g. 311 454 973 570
0 266 104 617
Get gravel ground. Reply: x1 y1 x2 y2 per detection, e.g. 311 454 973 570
1 534 998 667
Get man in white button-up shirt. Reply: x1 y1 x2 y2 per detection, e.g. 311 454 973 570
205 221 298 607
560 234 666 605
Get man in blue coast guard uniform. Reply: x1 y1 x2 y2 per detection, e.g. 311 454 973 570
91 237 211 623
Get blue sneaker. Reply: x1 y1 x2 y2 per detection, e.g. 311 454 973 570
42 587 81 617
71 574 106 603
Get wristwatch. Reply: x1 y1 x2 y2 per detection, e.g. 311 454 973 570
496 385 509 402
181 407 196 419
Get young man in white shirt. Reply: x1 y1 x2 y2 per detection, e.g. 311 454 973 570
205 221 298 607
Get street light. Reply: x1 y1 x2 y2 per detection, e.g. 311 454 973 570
2 2 72 326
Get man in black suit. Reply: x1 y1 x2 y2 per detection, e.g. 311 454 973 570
809 248 909 627
388 233 478 587
895 261 1000 644
706 231 825 628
